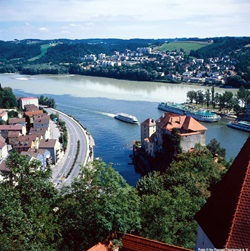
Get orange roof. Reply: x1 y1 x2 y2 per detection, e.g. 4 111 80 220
87 242 111 251
195 135 250 248
121 234 192 251
25 110 43 117
156 112 207 133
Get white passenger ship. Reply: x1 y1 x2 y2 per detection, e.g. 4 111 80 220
114 113 139 124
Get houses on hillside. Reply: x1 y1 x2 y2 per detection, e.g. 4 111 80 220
79 45 236 84
0 96 61 176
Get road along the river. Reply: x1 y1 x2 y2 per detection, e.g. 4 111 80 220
45 108 95 188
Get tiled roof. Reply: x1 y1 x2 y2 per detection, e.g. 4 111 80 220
87 242 110 251
25 110 43 117
195 135 250 248
7 131 21 137
0 125 23 130
39 139 57 148
156 112 207 133
8 117 26 124
0 160 9 173
141 118 156 127
24 104 39 111
121 234 192 251
181 116 207 132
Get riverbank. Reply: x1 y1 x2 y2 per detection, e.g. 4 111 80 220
45 107 95 186
0 73 246 186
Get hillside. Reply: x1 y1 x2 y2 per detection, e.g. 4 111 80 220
154 41 211 54
0 37 249 86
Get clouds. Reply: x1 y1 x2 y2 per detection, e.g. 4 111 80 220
0 0 249 40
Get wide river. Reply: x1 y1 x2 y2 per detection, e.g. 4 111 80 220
0 73 249 186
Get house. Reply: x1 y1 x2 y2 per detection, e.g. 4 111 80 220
8 117 26 126
29 127 50 140
20 97 39 109
24 104 39 112
24 110 44 124
0 124 26 139
195 135 250 249
39 139 60 164
141 113 207 157
12 135 40 153
7 131 21 145
0 160 10 181
21 148 51 169
0 135 8 159
87 234 192 251
141 118 156 157
33 114 50 129
0 110 8 122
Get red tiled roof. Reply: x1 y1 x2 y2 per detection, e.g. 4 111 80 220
25 110 43 117
195 135 250 248
0 125 23 130
156 112 207 133
0 160 10 173
39 139 57 148
8 131 21 138
87 243 110 251
141 118 156 127
8 117 26 124
121 234 192 251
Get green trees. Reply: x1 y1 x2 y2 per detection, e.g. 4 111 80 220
1 152 60 251
138 148 227 249
207 138 226 159
57 161 141 251
0 84 18 108
236 86 250 108
0 149 229 250
186 87 247 114
38 95 56 108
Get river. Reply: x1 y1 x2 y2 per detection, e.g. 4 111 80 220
0 73 249 186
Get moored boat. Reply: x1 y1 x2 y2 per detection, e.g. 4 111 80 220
158 102 187 115
158 102 221 122
114 113 139 124
187 109 221 122
227 120 250 133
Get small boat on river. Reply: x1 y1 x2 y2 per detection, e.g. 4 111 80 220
114 113 139 124
227 120 250 133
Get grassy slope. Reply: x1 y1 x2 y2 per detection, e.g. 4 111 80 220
28 44 51 61
155 41 210 53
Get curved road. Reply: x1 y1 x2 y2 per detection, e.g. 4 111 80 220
45 108 94 187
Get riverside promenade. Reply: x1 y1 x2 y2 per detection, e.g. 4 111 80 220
45 108 95 187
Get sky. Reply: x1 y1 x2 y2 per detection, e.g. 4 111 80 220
0 0 250 41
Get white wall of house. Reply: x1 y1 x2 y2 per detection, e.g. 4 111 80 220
195 225 215 250
0 144 8 159
21 98 39 109
180 133 206 152
141 121 156 149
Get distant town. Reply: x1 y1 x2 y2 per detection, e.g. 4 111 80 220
0 37 250 87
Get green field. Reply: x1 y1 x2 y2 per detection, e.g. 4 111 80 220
28 44 51 61
154 41 210 53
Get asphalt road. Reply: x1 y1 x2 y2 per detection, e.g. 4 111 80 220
45 108 93 188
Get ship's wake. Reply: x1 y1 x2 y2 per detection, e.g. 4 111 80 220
96 111 116 118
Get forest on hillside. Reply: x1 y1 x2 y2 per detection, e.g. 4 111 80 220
0 37 250 86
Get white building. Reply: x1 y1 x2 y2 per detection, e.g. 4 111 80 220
20 97 39 110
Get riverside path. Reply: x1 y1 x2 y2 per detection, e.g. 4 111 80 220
45 108 95 188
